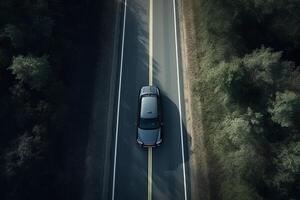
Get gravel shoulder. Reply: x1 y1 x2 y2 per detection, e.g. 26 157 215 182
178 0 210 199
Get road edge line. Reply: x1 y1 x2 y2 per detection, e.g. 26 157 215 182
100 0 125 198
148 0 153 199
173 0 188 199
111 0 127 199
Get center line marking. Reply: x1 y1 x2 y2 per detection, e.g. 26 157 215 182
149 0 153 86
148 147 153 200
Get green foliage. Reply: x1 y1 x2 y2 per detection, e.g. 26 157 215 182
212 60 248 104
271 140 300 198
10 82 29 100
236 0 300 47
0 1 64 199
212 48 286 105
195 0 300 199
215 109 265 182
219 116 251 149
8 55 51 90
243 48 282 84
198 0 240 64
226 144 265 183
269 91 300 128
9 82 53 129
221 179 263 200
4 125 46 177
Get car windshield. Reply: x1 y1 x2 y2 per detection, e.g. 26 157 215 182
139 118 159 130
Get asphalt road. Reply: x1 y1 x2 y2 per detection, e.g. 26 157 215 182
111 0 189 199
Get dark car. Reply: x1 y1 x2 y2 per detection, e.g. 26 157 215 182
136 86 163 147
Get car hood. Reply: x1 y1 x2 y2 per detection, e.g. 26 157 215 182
137 128 160 146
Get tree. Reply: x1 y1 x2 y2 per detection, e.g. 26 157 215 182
269 91 300 128
271 141 300 198
243 48 282 85
4 125 46 177
215 110 266 199
213 48 291 106
213 59 249 104
8 55 51 90
2 124 47 200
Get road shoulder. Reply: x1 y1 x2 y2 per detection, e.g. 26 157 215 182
83 0 123 199
178 0 210 199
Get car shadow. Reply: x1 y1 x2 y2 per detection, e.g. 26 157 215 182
151 89 192 200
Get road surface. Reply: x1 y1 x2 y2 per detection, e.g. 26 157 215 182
111 0 189 199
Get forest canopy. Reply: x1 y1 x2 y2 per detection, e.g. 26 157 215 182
196 0 300 199
0 0 102 199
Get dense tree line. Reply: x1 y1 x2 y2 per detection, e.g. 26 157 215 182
0 1 63 199
0 0 103 199
195 0 300 199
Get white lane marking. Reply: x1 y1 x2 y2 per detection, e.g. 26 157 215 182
149 0 153 86
148 147 153 200
172 0 188 199
112 0 127 199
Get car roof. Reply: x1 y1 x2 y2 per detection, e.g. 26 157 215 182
140 96 158 119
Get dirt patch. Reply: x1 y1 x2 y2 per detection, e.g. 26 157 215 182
178 0 210 199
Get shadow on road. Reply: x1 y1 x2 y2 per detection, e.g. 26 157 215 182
152 85 192 200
